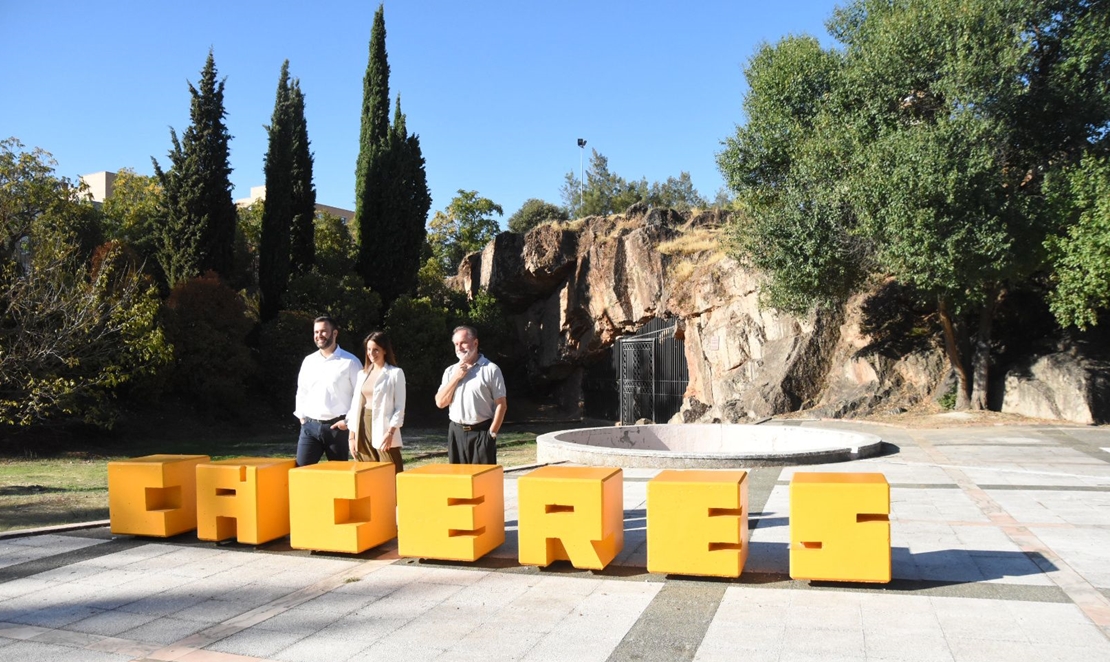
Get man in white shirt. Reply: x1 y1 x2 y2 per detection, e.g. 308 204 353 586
293 316 362 466
434 325 507 464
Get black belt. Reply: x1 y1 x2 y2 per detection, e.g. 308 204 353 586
452 419 492 432
305 415 345 425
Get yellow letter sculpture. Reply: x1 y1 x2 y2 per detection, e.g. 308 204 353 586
108 454 209 537
647 470 749 577
289 461 397 554
195 457 295 545
396 464 504 561
790 472 890 583
518 466 623 570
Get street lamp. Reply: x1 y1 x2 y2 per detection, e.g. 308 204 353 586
577 138 586 216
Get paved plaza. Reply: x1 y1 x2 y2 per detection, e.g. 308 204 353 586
1 420 1109 661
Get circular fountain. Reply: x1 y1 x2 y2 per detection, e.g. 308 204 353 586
535 423 884 469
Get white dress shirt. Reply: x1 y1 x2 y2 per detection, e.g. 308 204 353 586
293 346 362 422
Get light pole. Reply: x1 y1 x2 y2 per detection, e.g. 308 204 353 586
577 138 587 216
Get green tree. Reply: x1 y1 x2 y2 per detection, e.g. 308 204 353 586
1046 156 1110 330
354 5 432 307
718 0 1110 410
152 50 238 286
561 150 704 217
645 172 707 211
289 79 316 275
383 294 451 391
0 140 170 432
507 198 568 234
313 211 357 277
100 168 163 262
427 190 503 272
259 61 295 322
161 273 255 414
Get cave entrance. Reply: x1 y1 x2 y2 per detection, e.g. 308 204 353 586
617 318 688 425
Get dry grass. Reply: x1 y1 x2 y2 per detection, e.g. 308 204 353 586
657 227 723 256
551 219 586 232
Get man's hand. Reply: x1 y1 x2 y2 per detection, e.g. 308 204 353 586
453 360 472 382
332 420 348 431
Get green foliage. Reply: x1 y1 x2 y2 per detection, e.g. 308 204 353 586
289 80 316 275
152 50 238 286
383 294 451 391
561 149 706 217
232 200 264 291
463 291 514 361
283 271 382 341
644 172 708 212
313 211 357 277
160 273 255 414
259 61 295 322
100 168 163 265
416 256 467 311
257 309 317 405
507 198 568 234
427 189 503 272
1 139 170 432
354 6 432 306
717 0 1110 408
1046 156 1110 330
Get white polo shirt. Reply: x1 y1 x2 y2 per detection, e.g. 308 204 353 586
440 354 506 425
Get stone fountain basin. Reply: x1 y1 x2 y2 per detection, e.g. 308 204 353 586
535 424 884 469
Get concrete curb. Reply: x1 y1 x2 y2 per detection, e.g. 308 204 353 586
0 519 110 540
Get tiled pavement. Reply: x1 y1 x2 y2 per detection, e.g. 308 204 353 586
1 421 1109 661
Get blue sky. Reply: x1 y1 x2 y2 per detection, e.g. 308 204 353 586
1 1 838 225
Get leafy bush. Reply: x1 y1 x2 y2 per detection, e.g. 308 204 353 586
283 271 381 341
258 310 317 409
384 295 451 392
161 273 255 414
0 242 171 431
507 198 568 234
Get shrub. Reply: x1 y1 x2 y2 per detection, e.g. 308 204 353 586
258 310 317 409
384 295 451 392
161 273 255 414
283 271 382 341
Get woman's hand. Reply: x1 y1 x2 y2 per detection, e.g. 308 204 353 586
348 434 358 459
381 429 395 451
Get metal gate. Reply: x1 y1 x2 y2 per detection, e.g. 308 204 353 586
617 319 688 425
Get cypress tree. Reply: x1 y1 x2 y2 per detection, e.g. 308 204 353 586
354 5 391 291
289 79 316 275
258 61 294 322
353 5 431 306
385 97 430 298
152 50 237 285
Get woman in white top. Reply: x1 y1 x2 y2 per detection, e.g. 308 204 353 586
347 331 406 472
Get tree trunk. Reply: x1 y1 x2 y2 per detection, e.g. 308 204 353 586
969 287 1003 410
938 296 972 410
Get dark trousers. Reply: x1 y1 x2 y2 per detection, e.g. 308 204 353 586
296 418 349 466
447 421 497 465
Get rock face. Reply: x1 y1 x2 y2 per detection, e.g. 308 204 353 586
999 351 1110 424
451 210 1105 425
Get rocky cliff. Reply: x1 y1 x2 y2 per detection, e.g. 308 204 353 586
450 208 1105 425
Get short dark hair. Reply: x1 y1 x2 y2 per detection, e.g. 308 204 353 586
314 315 338 331
452 325 478 340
